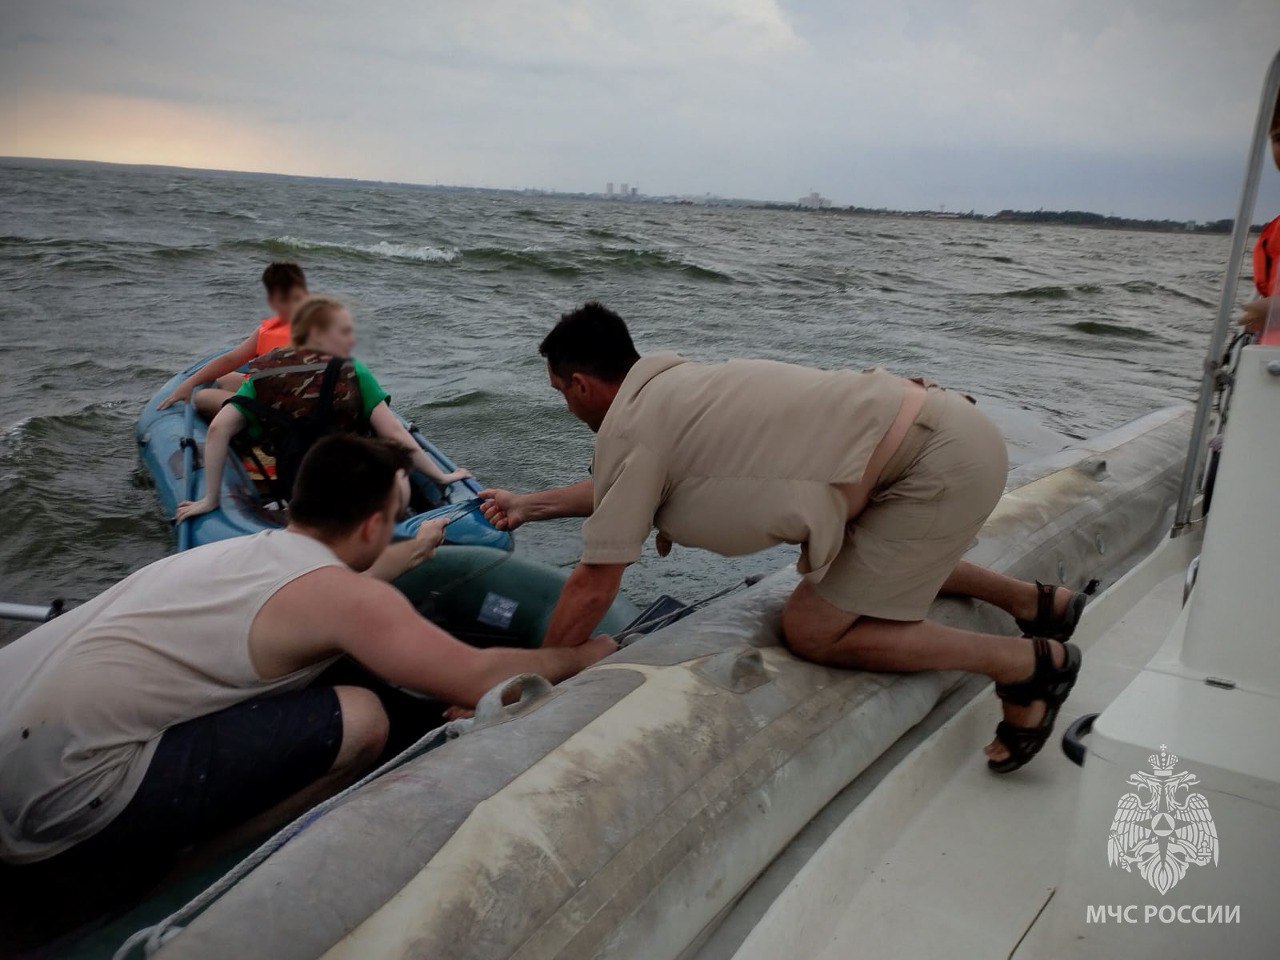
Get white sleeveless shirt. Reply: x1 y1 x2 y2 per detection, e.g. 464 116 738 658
0 530 344 864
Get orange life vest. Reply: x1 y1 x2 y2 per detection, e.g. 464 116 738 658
1254 216 1280 299
254 315 292 356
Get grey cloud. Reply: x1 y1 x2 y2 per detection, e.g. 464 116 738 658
0 0 1277 220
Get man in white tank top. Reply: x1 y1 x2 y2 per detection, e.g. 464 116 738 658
0 436 615 895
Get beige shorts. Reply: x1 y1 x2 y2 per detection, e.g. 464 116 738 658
810 387 1008 621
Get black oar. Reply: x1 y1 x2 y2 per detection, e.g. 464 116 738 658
617 573 766 646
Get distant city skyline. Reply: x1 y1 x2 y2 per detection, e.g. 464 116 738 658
0 154 1266 233
2 2 1278 221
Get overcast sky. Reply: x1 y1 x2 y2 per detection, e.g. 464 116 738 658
2 0 1278 219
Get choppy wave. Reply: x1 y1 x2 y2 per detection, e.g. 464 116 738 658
148 245 219 261
255 236 460 263
1061 320 1158 340
513 208 569 228
1122 280 1214 308
0 235 218 266
1001 284 1073 300
602 248 732 283
0 401 135 456
424 389 497 409
0 415 34 445
463 246 583 276
3 233 729 282
585 227 639 242
461 245 732 282
997 279 1214 309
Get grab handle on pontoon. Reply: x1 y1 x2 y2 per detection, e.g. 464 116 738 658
1061 712 1098 767
471 673 554 730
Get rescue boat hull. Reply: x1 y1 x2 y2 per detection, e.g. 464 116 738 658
144 406 1191 960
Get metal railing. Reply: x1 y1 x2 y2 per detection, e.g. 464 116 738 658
1172 49 1280 535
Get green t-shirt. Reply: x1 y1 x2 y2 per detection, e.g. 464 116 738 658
233 357 390 436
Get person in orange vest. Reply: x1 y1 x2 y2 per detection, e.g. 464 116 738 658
1239 96 1280 344
173 295 471 523
159 262 311 417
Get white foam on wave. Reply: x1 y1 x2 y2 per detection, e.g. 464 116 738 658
1 416 33 442
274 236 459 263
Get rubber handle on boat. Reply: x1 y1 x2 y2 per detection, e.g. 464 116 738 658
472 673 554 730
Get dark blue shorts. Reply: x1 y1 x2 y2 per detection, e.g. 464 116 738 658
0 686 345 950
79 684 345 863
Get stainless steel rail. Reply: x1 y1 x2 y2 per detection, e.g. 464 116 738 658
1173 49 1280 535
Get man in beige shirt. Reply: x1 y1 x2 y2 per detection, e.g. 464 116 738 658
481 302 1090 774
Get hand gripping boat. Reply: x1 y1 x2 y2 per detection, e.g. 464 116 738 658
135 350 510 552
102 399 1191 960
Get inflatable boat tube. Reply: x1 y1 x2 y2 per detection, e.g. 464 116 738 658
142 406 1191 960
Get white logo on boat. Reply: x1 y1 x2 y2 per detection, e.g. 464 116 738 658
1107 745 1218 895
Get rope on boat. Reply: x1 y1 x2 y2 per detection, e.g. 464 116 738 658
111 674 552 960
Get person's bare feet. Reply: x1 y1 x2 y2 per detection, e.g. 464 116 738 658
984 637 1067 763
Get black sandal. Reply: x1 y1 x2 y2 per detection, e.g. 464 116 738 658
1014 581 1091 640
988 637 1083 774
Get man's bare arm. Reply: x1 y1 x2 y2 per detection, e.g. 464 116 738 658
369 404 471 486
328 576 616 707
159 335 258 409
541 562 627 648
363 519 446 582
478 479 594 531
1239 296 1275 332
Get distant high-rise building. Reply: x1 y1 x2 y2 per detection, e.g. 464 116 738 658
630 186 638 197
620 183 629 197
606 182 614 196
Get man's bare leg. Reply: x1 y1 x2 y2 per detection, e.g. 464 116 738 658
782 581 1067 764
939 559 1075 623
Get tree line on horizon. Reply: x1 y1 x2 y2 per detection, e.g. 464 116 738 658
782 201 1245 233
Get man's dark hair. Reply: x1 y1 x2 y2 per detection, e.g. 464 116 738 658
289 435 411 535
539 301 640 383
261 261 307 296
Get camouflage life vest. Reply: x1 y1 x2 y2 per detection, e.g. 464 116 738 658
227 347 367 496
243 348 364 431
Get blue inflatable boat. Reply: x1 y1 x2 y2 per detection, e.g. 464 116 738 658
136 352 511 552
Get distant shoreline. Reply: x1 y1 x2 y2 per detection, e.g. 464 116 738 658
769 206 1252 235
0 154 1258 236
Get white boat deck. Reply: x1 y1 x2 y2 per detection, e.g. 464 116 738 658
713 532 1201 960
